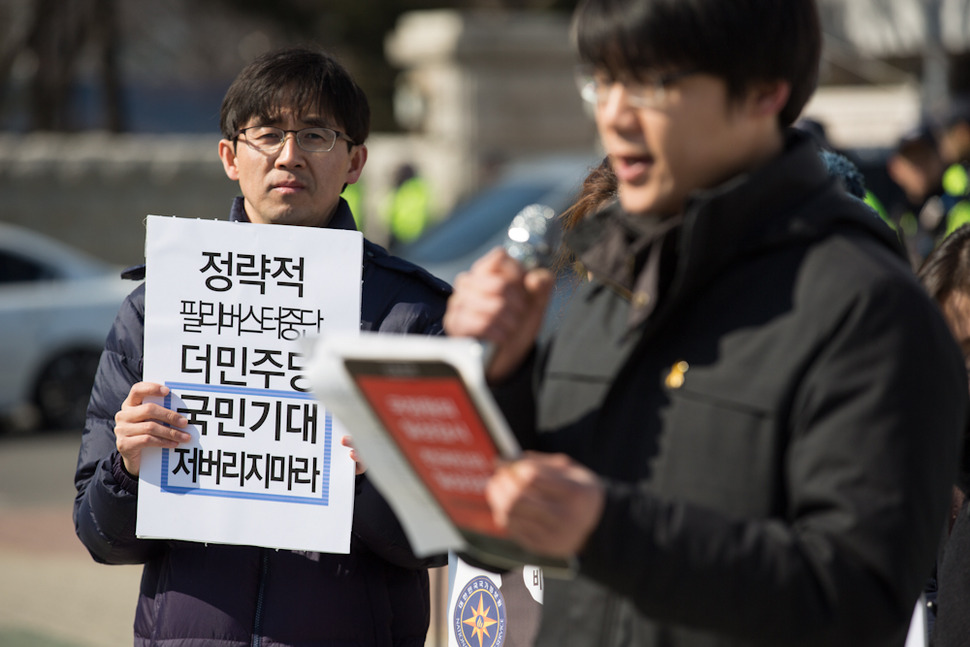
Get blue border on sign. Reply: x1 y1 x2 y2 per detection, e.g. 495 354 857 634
159 382 332 506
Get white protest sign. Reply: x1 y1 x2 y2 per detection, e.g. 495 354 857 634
136 215 361 553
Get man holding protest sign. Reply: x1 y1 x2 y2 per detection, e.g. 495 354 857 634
74 47 450 647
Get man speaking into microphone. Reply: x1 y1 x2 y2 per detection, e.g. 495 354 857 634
443 0 968 646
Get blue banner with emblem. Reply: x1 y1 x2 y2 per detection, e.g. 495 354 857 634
448 553 543 647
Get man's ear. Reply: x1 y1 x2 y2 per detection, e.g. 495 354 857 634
748 80 791 118
218 139 240 181
346 144 367 185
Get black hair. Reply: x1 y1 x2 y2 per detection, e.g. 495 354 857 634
220 47 370 147
572 0 821 126
919 225 970 305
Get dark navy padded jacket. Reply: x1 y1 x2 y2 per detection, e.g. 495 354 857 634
74 197 451 647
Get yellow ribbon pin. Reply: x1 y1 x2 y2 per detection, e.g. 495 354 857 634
665 360 689 389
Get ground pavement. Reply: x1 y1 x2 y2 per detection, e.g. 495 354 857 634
0 429 140 647
0 429 449 647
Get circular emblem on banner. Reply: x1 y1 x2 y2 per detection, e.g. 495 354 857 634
454 575 507 647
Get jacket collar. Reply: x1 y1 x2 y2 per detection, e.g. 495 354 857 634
669 130 830 298
566 208 681 327
673 130 903 295
228 195 359 232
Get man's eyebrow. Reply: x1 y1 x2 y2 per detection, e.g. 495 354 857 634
247 113 335 129
280 114 335 128
302 117 341 129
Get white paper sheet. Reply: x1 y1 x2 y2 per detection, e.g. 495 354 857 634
136 215 361 553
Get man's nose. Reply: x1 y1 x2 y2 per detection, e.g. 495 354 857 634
275 132 304 166
598 83 636 123
596 85 647 143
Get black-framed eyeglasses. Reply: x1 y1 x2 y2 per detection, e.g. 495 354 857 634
234 126 356 153
575 66 700 110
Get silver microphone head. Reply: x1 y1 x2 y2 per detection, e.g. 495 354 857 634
504 203 559 270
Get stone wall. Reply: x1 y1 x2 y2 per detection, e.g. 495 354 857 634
0 133 238 266
385 10 599 211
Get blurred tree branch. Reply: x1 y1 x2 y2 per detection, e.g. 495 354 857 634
0 0 574 133
0 0 123 131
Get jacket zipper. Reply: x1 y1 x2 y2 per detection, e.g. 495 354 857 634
251 549 270 647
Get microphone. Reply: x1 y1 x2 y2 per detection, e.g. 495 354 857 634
503 203 560 271
479 204 561 371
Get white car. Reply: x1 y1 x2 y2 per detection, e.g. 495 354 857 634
0 222 132 430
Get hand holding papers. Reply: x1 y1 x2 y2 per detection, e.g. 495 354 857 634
307 332 575 576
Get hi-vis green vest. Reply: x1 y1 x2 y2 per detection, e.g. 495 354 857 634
343 182 364 229
941 163 970 238
383 176 432 244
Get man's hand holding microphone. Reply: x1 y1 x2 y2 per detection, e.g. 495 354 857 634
443 204 605 560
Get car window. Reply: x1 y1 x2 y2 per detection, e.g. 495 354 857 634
400 183 551 262
0 250 56 283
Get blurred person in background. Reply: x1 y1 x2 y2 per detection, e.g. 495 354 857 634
443 0 968 646
940 102 970 169
382 161 432 247
916 224 970 646
73 46 450 647
887 124 953 261
343 178 365 229
935 105 970 242
794 116 892 228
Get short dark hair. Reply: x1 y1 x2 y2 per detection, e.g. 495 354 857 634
220 47 370 147
919 225 970 305
572 0 821 126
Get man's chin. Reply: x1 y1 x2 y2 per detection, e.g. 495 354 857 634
618 193 657 217
618 189 680 218
255 207 325 228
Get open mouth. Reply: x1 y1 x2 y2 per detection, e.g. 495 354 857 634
612 154 653 183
